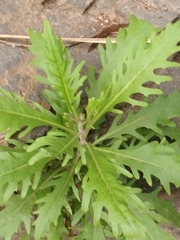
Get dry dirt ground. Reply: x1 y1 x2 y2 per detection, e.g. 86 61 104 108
1 0 180 239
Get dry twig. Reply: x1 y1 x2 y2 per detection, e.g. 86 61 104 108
0 34 116 47
0 39 30 48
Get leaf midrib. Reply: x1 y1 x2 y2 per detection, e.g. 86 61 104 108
0 109 75 134
89 25 180 129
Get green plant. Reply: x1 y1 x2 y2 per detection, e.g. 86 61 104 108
0 15 180 239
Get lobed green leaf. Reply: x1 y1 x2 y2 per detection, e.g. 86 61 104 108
85 15 180 129
82 144 147 239
98 142 180 194
0 146 51 201
0 191 35 240
138 187 180 228
95 90 180 144
29 19 86 121
33 169 78 239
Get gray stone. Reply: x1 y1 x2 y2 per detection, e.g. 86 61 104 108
116 0 179 27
